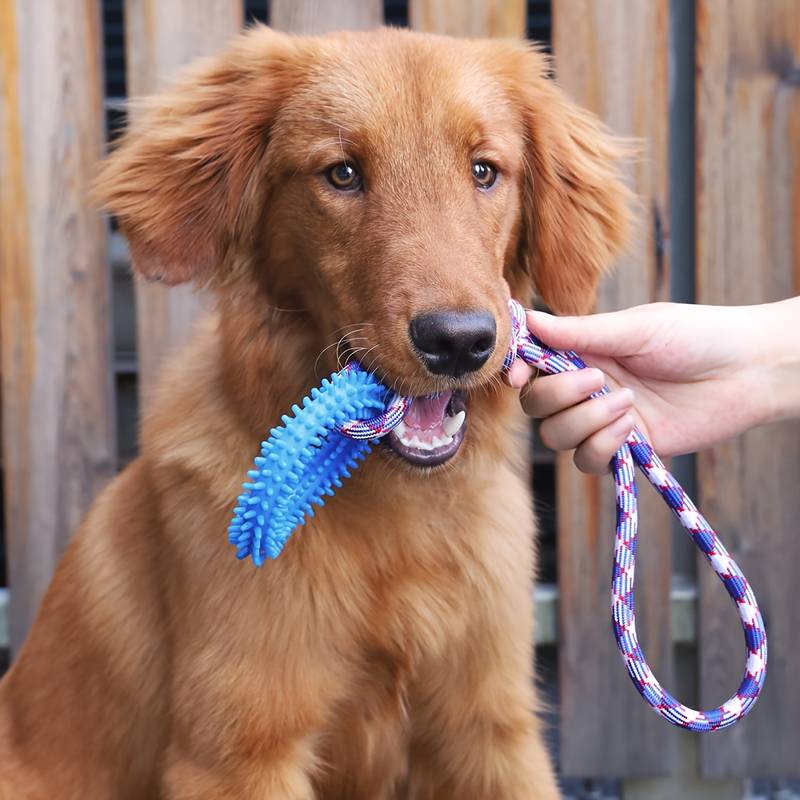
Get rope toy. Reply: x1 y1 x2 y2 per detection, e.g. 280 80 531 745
228 298 767 731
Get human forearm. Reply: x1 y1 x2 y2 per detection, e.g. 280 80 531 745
759 296 800 424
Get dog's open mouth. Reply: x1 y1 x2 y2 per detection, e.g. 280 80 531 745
384 391 467 467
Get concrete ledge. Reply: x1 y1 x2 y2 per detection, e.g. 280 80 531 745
0 589 8 650
533 581 696 646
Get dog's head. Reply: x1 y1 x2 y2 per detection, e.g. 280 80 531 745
97 26 631 468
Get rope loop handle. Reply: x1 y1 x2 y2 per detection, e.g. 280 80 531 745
231 299 767 730
507 300 767 730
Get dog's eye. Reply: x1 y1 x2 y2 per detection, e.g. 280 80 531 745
327 162 362 191
472 161 497 189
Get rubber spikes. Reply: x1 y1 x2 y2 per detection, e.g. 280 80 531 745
228 367 387 565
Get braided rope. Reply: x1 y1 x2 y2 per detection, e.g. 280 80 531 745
502 299 767 730
335 363 412 439
329 300 767 730
232 299 766 730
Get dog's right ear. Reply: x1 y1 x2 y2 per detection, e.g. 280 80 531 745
496 44 633 315
94 27 302 285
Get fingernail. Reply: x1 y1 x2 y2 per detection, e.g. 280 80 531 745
526 309 553 331
605 389 634 412
526 309 551 321
609 412 635 435
577 368 604 389
506 362 529 388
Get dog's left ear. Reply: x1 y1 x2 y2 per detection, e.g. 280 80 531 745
94 27 302 286
507 49 633 314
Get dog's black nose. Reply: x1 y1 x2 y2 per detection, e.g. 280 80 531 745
409 310 496 377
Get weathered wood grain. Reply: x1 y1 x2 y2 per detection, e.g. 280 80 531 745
271 0 383 34
0 0 115 653
124 0 242 401
409 0 525 38
696 0 800 777
552 0 674 776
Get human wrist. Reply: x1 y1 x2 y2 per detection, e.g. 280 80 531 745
760 297 800 423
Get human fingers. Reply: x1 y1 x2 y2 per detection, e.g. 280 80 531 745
573 413 636 474
538 389 634 452
526 308 650 357
521 369 605 418
505 359 534 388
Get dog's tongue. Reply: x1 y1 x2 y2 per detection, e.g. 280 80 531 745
404 392 452 431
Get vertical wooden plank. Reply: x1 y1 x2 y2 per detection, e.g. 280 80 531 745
124 0 243 399
408 0 525 38
696 0 800 777
271 0 382 34
0 0 115 653
553 0 674 776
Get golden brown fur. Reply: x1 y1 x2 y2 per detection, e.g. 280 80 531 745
0 26 630 799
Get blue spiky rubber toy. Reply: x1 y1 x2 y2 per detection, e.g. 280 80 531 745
228 365 396 565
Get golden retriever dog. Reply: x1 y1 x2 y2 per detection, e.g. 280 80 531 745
0 26 629 799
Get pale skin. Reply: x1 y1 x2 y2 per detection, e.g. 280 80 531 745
506 297 800 473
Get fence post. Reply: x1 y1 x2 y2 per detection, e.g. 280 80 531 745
696 0 800 777
551 0 674 777
124 0 243 400
271 0 382 33
408 0 524 37
0 0 116 654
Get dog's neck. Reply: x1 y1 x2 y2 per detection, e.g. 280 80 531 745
217 290 336 438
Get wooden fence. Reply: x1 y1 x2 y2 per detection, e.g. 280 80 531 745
1 0 798 787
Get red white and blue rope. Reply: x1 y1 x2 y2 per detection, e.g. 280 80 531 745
334 299 767 731
335 363 412 439
505 299 766 731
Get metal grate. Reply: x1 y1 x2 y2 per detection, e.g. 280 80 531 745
103 0 126 99
527 0 551 45
102 0 127 142
384 0 408 27
245 0 269 25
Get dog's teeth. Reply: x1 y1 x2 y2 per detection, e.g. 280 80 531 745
442 410 466 437
396 425 451 452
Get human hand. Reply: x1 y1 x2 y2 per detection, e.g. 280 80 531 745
506 299 799 473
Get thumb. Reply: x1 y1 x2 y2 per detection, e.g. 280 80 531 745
526 308 643 357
